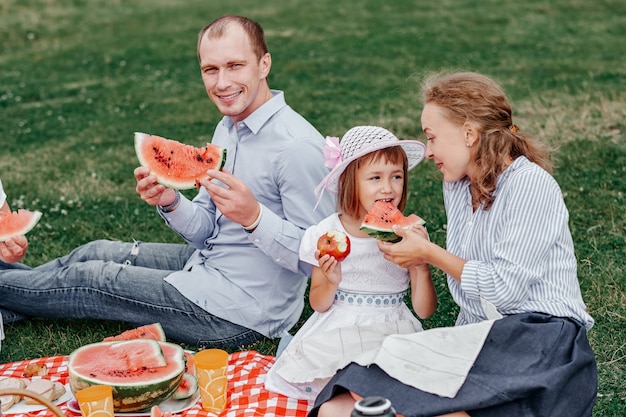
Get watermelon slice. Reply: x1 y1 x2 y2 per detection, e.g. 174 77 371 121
170 372 198 400
151 405 174 417
134 132 226 190
360 201 425 243
103 322 166 342
0 209 42 242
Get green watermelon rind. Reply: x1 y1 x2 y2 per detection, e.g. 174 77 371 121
68 340 186 412
134 132 227 190
359 225 404 243
360 217 426 243
0 210 42 242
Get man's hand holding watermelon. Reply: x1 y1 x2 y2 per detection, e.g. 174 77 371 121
134 166 181 210
135 162 262 231
198 169 262 231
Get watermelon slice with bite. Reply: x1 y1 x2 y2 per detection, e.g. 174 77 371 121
134 132 226 190
103 322 166 342
0 209 42 242
360 201 425 243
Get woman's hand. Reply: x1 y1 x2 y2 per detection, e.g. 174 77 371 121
379 224 467 282
377 225 431 268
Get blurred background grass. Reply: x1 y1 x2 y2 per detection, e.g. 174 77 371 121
1 0 624 414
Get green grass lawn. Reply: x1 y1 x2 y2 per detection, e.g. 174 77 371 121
1 0 624 414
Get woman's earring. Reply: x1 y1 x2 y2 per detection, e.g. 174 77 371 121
466 142 471 147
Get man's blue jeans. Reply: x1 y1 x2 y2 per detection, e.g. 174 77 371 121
0 240 264 349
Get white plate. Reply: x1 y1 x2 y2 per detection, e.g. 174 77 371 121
66 390 200 416
4 383 73 415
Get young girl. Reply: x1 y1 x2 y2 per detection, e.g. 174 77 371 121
311 73 596 417
264 125 437 401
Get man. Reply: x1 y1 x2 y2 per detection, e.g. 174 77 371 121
0 15 334 349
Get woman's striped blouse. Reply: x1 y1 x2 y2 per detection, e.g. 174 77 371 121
443 156 594 329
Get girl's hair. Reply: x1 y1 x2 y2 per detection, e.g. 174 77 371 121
422 71 552 210
198 15 269 62
337 147 409 218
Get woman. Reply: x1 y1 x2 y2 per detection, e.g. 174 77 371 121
309 72 597 417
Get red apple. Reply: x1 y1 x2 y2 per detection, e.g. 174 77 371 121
317 229 351 262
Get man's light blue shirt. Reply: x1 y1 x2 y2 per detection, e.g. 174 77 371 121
160 91 335 338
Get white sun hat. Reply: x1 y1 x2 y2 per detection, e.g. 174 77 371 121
314 126 426 205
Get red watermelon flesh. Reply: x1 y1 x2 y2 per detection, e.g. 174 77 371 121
104 322 166 342
0 209 42 242
360 201 425 243
151 405 174 417
68 340 186 412
134 132 226 190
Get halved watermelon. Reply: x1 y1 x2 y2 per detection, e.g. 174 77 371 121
134 132 226 190
68 340 186 412
360 201 425 243
0 209 42 242
103 323 166 342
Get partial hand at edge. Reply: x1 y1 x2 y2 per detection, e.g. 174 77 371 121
0 235 28 263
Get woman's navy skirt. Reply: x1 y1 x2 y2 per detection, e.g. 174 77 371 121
309 313 597 417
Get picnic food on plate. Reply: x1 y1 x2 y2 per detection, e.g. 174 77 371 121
22 363 48 378
135 132 227 190
317 229 351 262
68 339 186 412
103 322 166 342
0 209 42 242
360 200 425 243
0 376 66 412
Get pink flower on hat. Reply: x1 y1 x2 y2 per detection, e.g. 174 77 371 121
323 136 342 169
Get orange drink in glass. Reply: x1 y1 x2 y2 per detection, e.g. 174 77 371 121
75 385 115 417
194 349 229 413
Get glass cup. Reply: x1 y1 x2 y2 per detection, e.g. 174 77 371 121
75 385 115 417
194 349 229 413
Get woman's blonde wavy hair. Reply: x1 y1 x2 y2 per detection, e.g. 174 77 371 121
422 71 552 210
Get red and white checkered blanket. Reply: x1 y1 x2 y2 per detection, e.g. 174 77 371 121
0 351 312 417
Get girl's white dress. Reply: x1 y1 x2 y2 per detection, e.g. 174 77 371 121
264 213 423 401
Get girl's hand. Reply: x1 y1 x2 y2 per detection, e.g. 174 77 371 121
0 235 28 263
310 251 342 312
315 250 342 286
